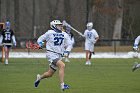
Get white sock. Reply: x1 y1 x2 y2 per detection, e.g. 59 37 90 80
5 59 8 62
37 74 41 81
61 82 64 88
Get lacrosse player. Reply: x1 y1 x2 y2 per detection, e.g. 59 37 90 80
84 22 99 65
132 35 140 72
64 26 75 62
35 20 71 90
0 21 16 64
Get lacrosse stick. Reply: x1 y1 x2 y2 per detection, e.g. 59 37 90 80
26 41 40 50
62 20 84 37
25 41 64 56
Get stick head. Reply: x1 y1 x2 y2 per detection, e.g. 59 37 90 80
62 20 71 27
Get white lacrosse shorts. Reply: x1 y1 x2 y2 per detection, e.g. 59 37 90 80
85 42 94 52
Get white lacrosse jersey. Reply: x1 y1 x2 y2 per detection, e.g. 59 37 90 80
84 29 99 44
37 30 72 54
67 34 74 45
65 32 75 51
134 35 140 45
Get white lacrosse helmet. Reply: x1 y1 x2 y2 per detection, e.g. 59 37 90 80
86 22 93 30
5 21 11 30
87 22 93 27
50 20 62 29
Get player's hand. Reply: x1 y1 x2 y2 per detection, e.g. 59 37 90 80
79 33 84 37
133 45 139 51
13 42 16 46
38 42 44 48
93 40 97 44
32 44 42 50
63 51 69 57
38 46 43 49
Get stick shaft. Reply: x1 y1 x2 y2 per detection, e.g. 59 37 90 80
70 26 83 36
63 20 84 37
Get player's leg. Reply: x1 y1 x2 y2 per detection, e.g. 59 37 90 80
85 43 90 65
57 60 65 84
34 52 57 87
34 68 55 87
56 60 69 90
34 55 58 88
88 52 92 65
40 68 55 79
132 62 140 72
4 46 10 64
89 52 92 60
88 44 94 65
85 50 90 65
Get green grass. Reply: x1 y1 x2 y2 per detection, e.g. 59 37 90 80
0 58 140 93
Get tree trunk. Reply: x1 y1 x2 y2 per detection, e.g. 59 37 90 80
112 0 123 46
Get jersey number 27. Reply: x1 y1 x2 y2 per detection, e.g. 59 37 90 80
54 37 64 46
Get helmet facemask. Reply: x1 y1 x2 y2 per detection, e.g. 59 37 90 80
87 26 93 31
5 21 11 30
50 20 63 32
56 24 63 31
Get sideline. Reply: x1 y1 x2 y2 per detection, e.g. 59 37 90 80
8 51 138 58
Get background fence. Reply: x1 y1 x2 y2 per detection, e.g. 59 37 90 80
15 38 134 54
0 0 140 41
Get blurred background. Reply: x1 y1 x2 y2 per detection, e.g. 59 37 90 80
0 0 140 52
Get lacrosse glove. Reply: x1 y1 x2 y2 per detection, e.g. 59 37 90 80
38 42 44 48
133 44 139 51
63 51 70 57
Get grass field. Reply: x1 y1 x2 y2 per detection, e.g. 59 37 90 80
0 58 140 93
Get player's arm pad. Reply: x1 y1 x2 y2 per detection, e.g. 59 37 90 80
12 35 16 46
